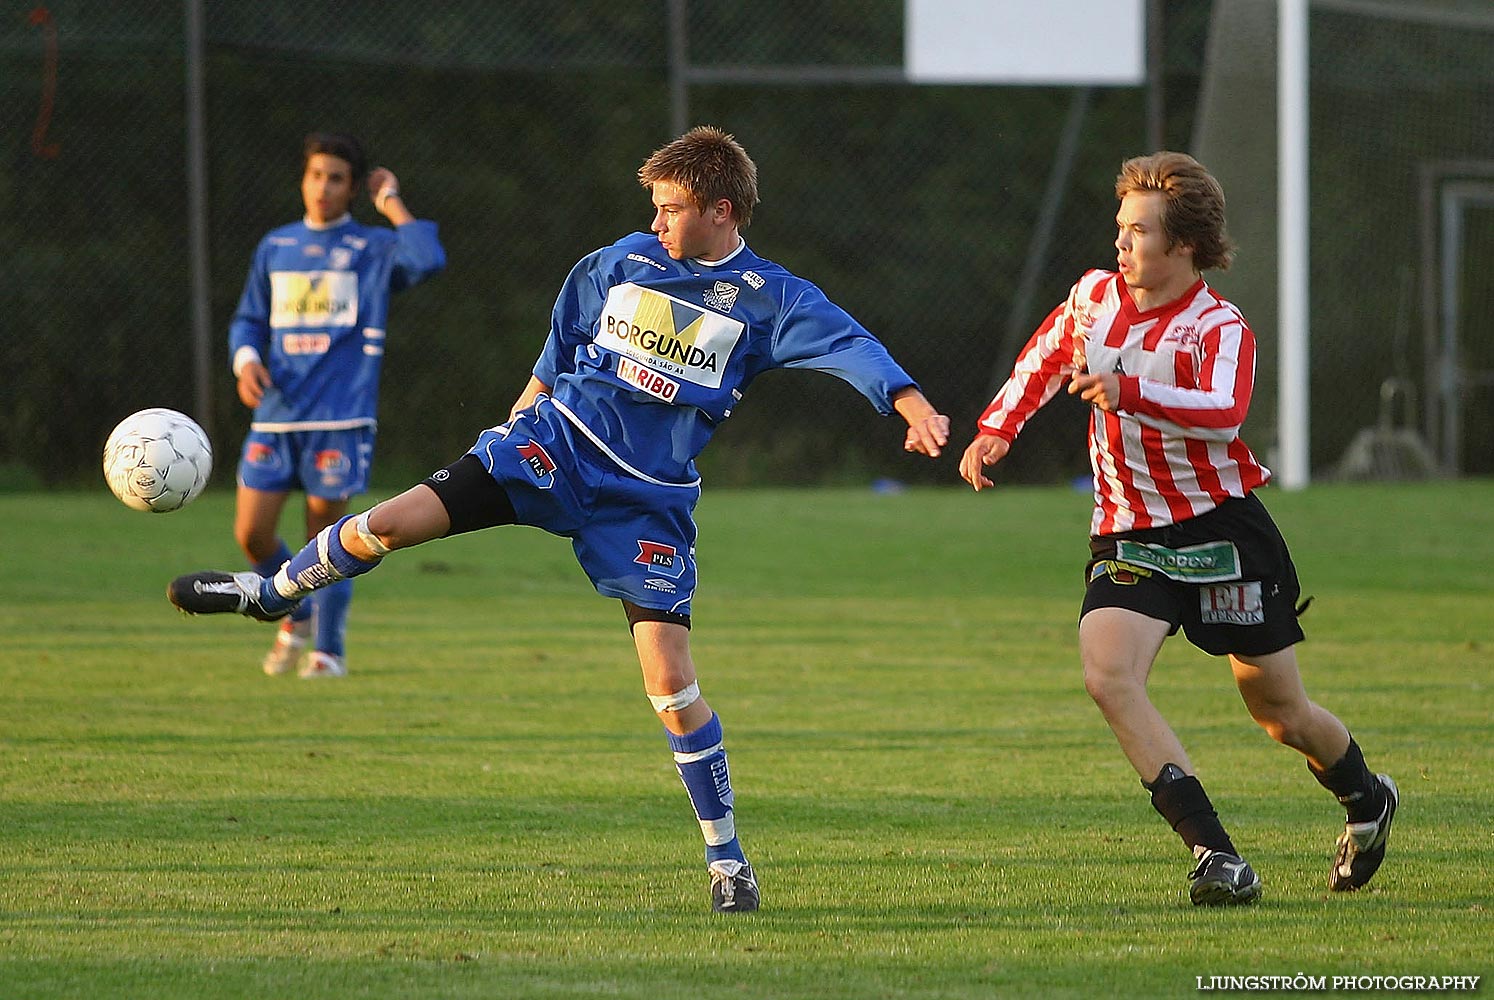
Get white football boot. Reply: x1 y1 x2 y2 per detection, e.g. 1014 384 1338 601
262 616 313 676
299 651 347 679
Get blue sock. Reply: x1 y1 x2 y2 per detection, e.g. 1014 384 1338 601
251 540 292 580
267 514 381 603
667 713 746 865
253 541 310 623
313 579 353 657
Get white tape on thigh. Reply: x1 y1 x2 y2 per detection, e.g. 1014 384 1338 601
648 681 700 713
354 510 391 557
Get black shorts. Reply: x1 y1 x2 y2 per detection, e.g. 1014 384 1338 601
1079 492 1306 657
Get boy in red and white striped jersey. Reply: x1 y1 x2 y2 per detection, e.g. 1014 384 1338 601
961 152 1396 906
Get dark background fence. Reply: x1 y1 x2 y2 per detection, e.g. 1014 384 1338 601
2 1 1488 493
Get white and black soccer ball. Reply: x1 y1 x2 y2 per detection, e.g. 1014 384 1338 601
102 408 213 513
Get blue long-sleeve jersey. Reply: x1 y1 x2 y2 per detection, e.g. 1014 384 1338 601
228 215 446 430
534 231 916 485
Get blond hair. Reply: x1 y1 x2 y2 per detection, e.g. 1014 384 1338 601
1115 152 1235 271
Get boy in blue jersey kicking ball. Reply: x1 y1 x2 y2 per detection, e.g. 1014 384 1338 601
228 132 445 679
171 126 950 912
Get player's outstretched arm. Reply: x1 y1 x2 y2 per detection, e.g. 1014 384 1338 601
368 166 415 225
893 387 950 458
958 433 1012 492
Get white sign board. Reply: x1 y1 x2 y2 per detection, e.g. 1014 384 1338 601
906 0 1145 85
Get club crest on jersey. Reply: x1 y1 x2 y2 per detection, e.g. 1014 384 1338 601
315 449 351 486
517 440 557 488
703 280 739 312
634 540 686 579
1163 323 1202 348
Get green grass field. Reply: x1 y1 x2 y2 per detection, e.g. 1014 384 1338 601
1 482 1490 998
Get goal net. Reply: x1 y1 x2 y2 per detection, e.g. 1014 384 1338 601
1193 0 1494 477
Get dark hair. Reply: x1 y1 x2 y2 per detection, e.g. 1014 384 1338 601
638 125 759 228
302 132 368 190
1115 151 1235 271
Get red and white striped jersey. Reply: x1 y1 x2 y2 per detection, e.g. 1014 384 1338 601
977 269 1270 536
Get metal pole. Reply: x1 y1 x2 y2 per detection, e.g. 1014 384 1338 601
184 0 213 435
1418 164 1439 457
667 0 688 136
1277 0 1310 489
987 88 1092 397
1440 191 1462 474
1146 0 1164 151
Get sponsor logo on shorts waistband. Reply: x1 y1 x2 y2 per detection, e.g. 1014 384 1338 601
1114 539 1241 583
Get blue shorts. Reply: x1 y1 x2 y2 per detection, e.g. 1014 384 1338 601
237 427 374 500
467 400 699 614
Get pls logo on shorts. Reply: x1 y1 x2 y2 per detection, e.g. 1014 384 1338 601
315 449 350 487
635 539 685 579
517 440 556 488
245 442 280 468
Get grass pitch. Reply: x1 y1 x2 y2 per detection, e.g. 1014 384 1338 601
0 482 1490 998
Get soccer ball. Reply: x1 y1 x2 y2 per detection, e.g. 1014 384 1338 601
102 408 213 513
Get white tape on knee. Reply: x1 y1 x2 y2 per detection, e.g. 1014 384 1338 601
648 681 700 714
354 510 391 557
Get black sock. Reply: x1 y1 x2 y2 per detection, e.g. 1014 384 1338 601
1309 736 1383 824
1146 763 1238 857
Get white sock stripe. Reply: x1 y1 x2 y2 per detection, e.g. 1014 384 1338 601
272 566 301 600
699 813 736 846
672 742 724 763
281 524 346 596
316 523 334 565
648 681 700 713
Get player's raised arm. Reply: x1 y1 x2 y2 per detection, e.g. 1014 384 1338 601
892 386 949 457
368 166 414 225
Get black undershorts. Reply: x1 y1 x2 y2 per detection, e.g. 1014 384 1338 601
1080 492 1306 657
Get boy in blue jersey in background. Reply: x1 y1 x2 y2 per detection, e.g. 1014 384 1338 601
172 126 949 912
229 132 445 679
